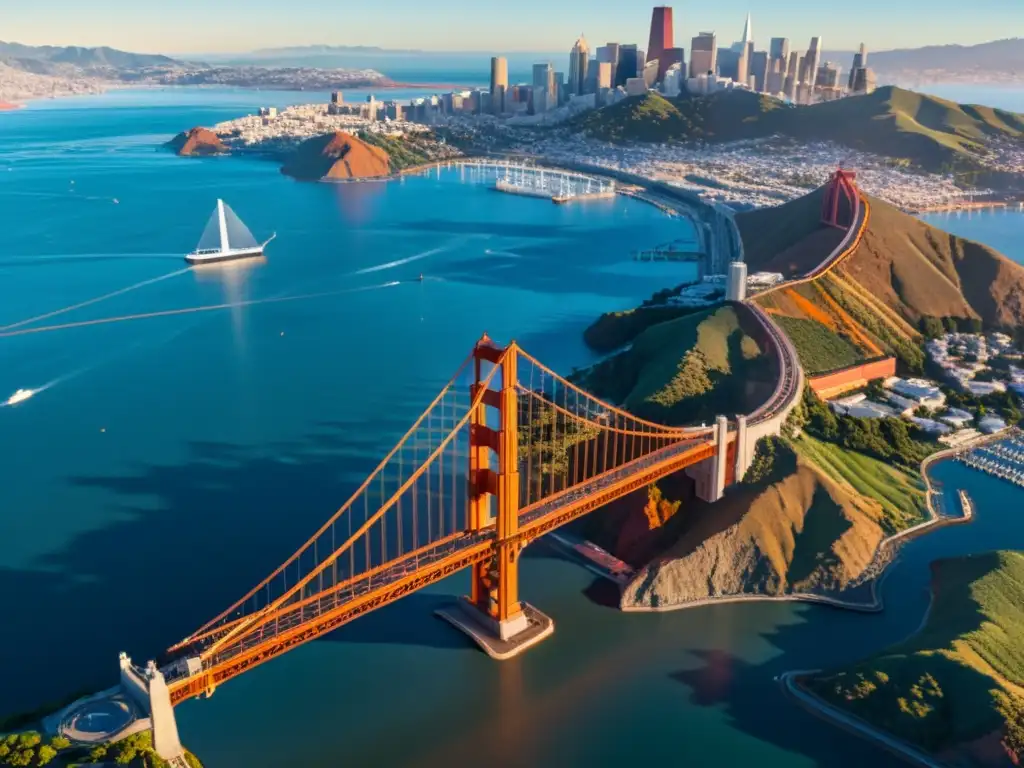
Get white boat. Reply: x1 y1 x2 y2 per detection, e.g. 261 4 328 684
5 388 34 406
186 199 275 265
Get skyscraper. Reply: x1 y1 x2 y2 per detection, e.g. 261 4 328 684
532 62 555 112
770 37 790 67
616 44 639 88
741 13 753 49
750 50 769 92
490 56 508 115
689 32 717 78
802 36 822 85
647 6 674 83
599 43 621 89
569 35 590 95
848 43 867 89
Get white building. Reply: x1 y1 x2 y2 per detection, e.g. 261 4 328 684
938 408 974 429
662 64 685 97
910 417 953 436
965 381 1007 397
978 415 1008 434
726 261 748 302
883 377 946 409
830 393 898 420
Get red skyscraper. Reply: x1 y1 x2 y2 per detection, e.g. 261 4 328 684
647 6 674 82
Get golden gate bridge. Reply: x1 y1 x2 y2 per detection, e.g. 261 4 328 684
48 170 867 764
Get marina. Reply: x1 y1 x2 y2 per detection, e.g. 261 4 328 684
956 432 1024 489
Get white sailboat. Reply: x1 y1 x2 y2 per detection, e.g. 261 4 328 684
186 199 275 264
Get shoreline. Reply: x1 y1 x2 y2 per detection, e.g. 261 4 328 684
910 200 1024 214
773 445 1014 768
620 441 980 616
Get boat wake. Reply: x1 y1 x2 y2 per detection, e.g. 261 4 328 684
352 246 448 275
484 249 523 259
0 281 403 338
0 267 192 332
0 253 182 266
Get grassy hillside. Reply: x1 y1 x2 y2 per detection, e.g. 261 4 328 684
617 437 927 608
573 86 1024 172
574 305 775 425
844 194 1024 329
805 551 1024 758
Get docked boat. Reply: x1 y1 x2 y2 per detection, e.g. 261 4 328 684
186 199 275 265
5 388 34 406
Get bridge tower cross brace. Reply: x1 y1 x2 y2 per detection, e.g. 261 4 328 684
467 335 529 639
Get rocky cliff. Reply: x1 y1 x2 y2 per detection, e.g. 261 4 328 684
619 441 902 610
166 127 228 156
280 131 391 181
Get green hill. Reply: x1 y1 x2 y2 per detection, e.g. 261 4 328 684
573 87 1024 173
573 305 776 425
805 551 1024 761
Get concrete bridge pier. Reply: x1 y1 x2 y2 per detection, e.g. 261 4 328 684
687 416 730 503
118 653 184 762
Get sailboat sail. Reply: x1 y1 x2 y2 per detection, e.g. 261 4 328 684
195 207 224 253
222 202 259 251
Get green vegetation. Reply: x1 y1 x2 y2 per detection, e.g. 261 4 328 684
576 305 774 425
800 387 937 469
573 90 783 144
356 131 431 171
574 86 1024 173
806 551 1024 757
582 304 708 354
792 433 927 535
818 274 925 373
0 729 203 768
772 315 864 375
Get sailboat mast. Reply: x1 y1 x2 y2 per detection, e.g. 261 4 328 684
217 199 229 253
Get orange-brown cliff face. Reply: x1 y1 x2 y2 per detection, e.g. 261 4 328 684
281 132 391 181
166 127 228 156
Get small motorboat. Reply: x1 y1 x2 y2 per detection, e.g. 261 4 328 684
418 273 424 282
5 388 35 406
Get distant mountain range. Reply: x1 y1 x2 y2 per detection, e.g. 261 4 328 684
0 40 186 75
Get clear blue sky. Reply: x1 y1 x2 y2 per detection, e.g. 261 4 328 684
4 0 1018 54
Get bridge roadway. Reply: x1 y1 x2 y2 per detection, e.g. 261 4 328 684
164 175 867 705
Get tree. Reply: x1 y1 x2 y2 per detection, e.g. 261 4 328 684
47 736 70 751
964 317 983 334
35 745 57 766
15 734 39 750
920 316 945 339
942 316 959 333
642 483 681 530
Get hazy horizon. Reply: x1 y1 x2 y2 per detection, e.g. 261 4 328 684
4 0 1020 57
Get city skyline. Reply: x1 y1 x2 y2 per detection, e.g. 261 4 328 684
3 0 1019 55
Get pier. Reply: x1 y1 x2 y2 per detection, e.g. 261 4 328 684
454 160 617 203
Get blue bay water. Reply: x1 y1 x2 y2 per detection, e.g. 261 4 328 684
2 89 1024 768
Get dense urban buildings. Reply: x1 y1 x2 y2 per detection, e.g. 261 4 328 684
489 56 507 115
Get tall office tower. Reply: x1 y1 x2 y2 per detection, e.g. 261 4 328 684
554 71 566 105
599 43 621 88
750 51 769 92
689 32 717 78
662 63 685 96
490 56 508 115
663 47 685 75
816 62 842 89
586 58 600 93
569 35 590 95
647 6 675 83
787 51 800 79
802 36 822 84
532 62 554 112
636 49 647 78
717 48 739 81
596 61 613 90
848 43 867 90
642 59 660 88
770 37 790 71
766 61 785 94
735 44 749 85
616 45 639 87
741 13 753 49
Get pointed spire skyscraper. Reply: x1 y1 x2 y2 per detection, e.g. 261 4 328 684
741 13 753 47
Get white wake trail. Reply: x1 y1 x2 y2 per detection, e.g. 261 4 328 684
0 267 191 332
352 246 448 275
